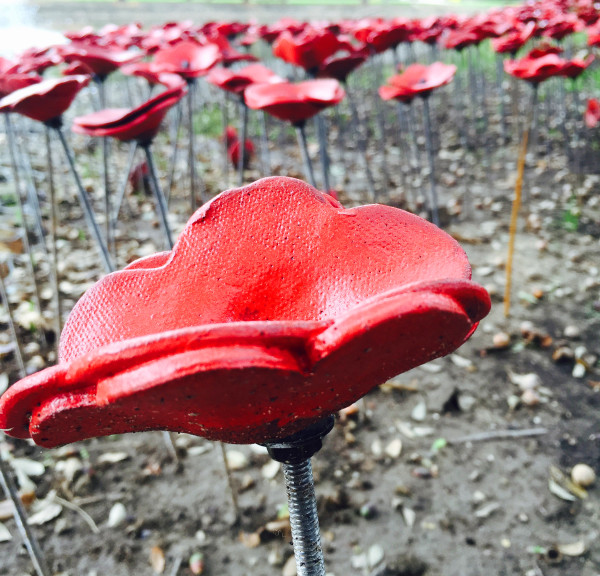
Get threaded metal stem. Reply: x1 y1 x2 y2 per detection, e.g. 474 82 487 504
282 458 325 576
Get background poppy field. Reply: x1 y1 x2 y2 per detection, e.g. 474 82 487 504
0 0 599 575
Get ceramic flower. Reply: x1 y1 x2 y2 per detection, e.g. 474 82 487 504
503 53 567 84
71 77 186 143
206 63 284 96
272 28 341 73
0 75 90 124
0 177 490 448
245 79 345 125
379 62 456 103
58 41 141 79
584 98 600 128
151 40 222 80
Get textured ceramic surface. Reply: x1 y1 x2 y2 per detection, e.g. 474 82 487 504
0 177 490 447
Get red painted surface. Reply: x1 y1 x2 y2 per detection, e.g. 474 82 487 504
245 79 345 125
72 80 186 143
0 177 490 447
0 76 90 123
379 62 456 103
207 64 283 96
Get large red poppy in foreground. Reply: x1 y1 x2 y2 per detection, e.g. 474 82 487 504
0 177 490 447
245 79 345 125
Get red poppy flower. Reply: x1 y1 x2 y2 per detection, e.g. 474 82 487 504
561 54 595 79
0 75 90 124
0 58 42 98
224 126 255 167
351 18 413 53
541 14 583 41
58 41 141 78
503 53 566 84
491 21 536 54
527 42 563 59
207 34 257 66
151 40 222 79
316 47 368 83
245 79 345 125
584 98 600 128
444 26 484 51
411 16 446 45
0 177 490 447
273 28 341 72
71 78 186 143
379 62 456 103
207 63 284 96
588 22 600 47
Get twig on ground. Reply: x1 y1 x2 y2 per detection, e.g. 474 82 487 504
448 427 548 445
53 494 100 534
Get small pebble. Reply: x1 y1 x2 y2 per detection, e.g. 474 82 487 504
492 332 511 348
571 464 596 487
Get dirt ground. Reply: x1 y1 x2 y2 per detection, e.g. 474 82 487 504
1 5 600 576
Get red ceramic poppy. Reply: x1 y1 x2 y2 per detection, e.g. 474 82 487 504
272 28 341 73
588 22 600 47
443 27 484 51
503 53 566 84
151 40 222 80
245 79 345 125
58 41 141 79
491 21 536 54
584 97 600 128
561 54 595 79
351 18 413 53
207 63 284 96
379 62 457 103
411 16 446 45
0 75 90 124
0 177 490 447
72 78 186 143
316 47 369 83
0 58 42 98
207 34 257 66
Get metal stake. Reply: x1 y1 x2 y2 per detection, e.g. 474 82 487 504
0 450 51 576
264 416 334 576
51 121 114 273
142 143 174 250
421 96 440 226
295 123 317 188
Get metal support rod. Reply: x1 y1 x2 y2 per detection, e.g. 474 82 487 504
260 110 271 176
238 98 249 186
495 54 508 144
166 100 183 203
422 96 440 227
0 449 51 576
265 417 333 576
221 91 230 183
112 140 138 228
142 143 174 250
4 114 47 340
53 124 114 273
315 114 331 192
345 86 376 200
45 126 63 346
187 82 198 213
0 271 26 378
6 115 47 255
295 124 317 188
